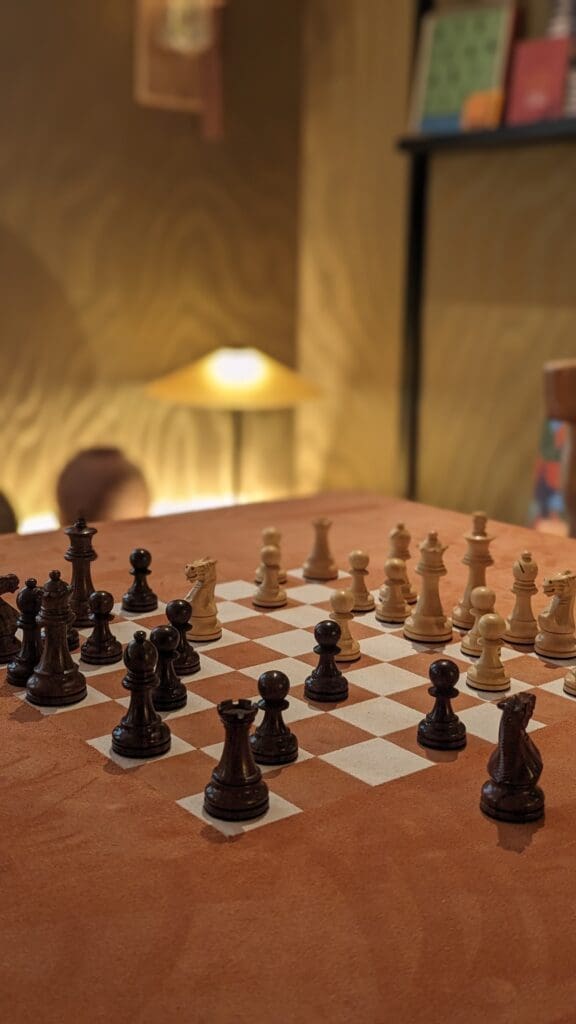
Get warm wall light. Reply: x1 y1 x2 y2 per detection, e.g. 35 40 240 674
147 347 319 498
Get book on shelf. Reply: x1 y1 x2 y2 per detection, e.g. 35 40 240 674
506 36 572 125
408 3 517 135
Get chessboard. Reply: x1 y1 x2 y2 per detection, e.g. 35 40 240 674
12 567 576 838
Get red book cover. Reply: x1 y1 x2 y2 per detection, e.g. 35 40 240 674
506 37 571 125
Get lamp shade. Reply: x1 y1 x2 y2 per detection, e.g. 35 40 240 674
146 347 319 411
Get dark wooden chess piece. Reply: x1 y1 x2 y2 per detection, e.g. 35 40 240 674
111 631 171 759
7 578 43 686
304 620 349 703
204 700 269 821
417 658 467 751
150 624 188 711
166 599 200 676
250 670 299 765
80 591 123 665
0 573 20 664
121 548 158 613
480 692 545 824
26 571 87 707
65 517 97 627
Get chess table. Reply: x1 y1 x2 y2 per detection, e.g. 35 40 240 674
3 492 576 1024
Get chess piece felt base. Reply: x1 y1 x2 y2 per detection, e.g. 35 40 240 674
253 592 287 608
375 607 408 625
27 669 87 707
480 779 545 823
534 636 576 659
174 650 201 675
304 676 349 703
203 779 270 821
121 592 158 613
111 721 171 759
417 717 466 751
403 620 453 644
153 683 187 712
190 628 222 643
302 566 338 581
466 668 509 693
334 649 361 664
452 605 474 631
80 639 123 665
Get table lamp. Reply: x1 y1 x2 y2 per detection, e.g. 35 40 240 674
146 347 318 499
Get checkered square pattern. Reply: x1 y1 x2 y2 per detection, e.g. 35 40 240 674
5 574 575 839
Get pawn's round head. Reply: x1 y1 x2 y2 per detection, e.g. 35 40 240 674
262 526 280 546
150 623 179 653
429 658 459 689
89 590 114 616
25 578 38 591
478 611 506 640
258 669 290 702
330 589 354 615
385 557 406 582
166 598 192 626
349 549 369 572
19 578 41 612
130 548 151 570
314 618 341 646
470 586 495 614
124 629 157 672
261 545 280 568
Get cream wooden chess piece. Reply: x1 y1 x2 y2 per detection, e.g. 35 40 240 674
461 586 496 657
452 512 494 630
184 557 222 642
466 612 509 692
253 546 287 608
505 551 538 646
330 590 360 662
564 665 576 696
255 527 286 585
375 558 409 624
348 550 375 612
302 518 338 581
388 522 417 604
404 532 452 643
535 569 576 659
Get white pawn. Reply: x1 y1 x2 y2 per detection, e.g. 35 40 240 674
388 522 417 604
375 558 409 623
452 512 494 630
348 550 375 612
255 527 286 585
302 517 338 581
506 551 538 646
466 612 509 693
404 532 452 643
330 590 360 662
461 586 496 657
564 665 576 697
253 546 287 608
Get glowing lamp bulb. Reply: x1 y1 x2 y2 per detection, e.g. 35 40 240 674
208 348 266 390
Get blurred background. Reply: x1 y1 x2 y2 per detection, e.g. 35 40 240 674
2 0 576 534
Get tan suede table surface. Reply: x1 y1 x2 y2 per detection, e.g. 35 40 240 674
2 492 576 1024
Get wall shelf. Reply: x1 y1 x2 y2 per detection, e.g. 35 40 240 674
398 119 576 154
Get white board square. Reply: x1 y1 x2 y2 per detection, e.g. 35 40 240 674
331 696 423 736
345 663 425 696
176 791 302 836
87 732 194 769
320 737 432 786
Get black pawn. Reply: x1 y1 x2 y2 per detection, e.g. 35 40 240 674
111 631 171 759
166 599 200 676
150 624 188 711
204 700 269 821
27 571 87 707
121 549 158 613
81 591 123 666
7 578 43 686
304 620 349 703
250 670 298 765
0 573 20 664
417 659 467 751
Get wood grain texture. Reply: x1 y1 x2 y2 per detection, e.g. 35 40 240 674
0 0 302 521
295 0 412 497
419 143 576 524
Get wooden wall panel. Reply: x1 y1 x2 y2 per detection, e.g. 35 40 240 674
295 0 413 497
0 0 302 522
